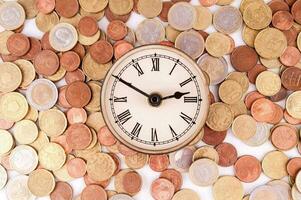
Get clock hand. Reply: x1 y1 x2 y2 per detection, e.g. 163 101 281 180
162 92 190 100
112 75 150 98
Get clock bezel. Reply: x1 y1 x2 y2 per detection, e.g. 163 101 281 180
101 45 209 154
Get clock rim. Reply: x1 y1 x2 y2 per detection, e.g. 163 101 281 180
101 44 209 154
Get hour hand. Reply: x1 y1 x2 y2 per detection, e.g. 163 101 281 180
162 92 190 100
112 75 150 98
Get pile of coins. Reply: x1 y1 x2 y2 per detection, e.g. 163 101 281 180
0 0 301 199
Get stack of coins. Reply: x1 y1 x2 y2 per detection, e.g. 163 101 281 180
0 0 301 200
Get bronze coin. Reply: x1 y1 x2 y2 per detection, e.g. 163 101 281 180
41 32 56 51
160 169 183 192
122 171 142 194
67 157 87 178
65 69 86 84
269 87 287 102
66 123 92 150
55 0 79 18
22 37 42 61
149 154 170 172
281 67 301 91
83 174 110 188
81 185 107 200
272 10 294 31
244 91 265 110
215 142 238 167
251 98 276 123
90 40 114 64
287 157 301 178
151 178 175 200
65 81 91 108
234 155 262 183
33 50 59 76
105 7 131 23
97 126 117 146
268 0 290 14
159 2 173 22
1 54 19 62
283 26 299 47
60 51 81 72
271 125 298 150
78 16 99 37
107 20 128 41
280 46 301 66
72 43 86 59
202 125 227 146
36 0 55 14
50 181 73 200
7 33 30 56
230 45 258 72
292 0 301 24
247 64 266 84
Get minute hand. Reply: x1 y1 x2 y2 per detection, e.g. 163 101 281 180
112 75 150 98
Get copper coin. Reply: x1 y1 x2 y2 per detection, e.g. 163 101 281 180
60 51 81 72
268 0 290 14
22 37 42 61
292 0 301 24
67 157 87 178
247 64 266 84
269 87 287 102
7 33 30 56
58 86 72 108
230 45 258 72
272 11 294 31
159 2 173 22
66 123 92 150
160 169 183 192
117 143 137 156
284 109 301 125
251 98 276 122
65 81 91 108
72 43 86 59
97 126 117 146
0 119 14 130
105 7 131 23
271 125 298 150
283 26 299 47
114 41 134 59
122 171 142 194
66 108 87 124
280 46 301 66
55 0 79 18
65 69 85 84
41 32 56 51
202 125 227 146
200 0 218 7
287 157 301 178
269 104 284 124
81 185 107 200
107 20 128 41
90 40 114 64
281 67 301 91
51 135 72 154
78 16 99 37
109 153 121 176
50 181 73 200
215 142 238 167
234 155 261 183
1 54 19 62
34 50 59 76
244 91 266 109
149 154 170 172
36 0 55 14
151 178 175 200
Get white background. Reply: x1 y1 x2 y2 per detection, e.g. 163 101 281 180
0 0 300 199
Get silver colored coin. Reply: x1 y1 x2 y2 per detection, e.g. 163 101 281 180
109 194 135 200
49 23 78 52
268 180 292 200
250 185 279 200
6 175 36 200
9 145 38 175
292 184 301 200
136 19 165 45
295 171 301 193
26 79 58 111
0 164 7 190
0 2 25 30
244 122 272 146
189 158 219 186
169 146 195 172
175 30 205 60
213 6 242 34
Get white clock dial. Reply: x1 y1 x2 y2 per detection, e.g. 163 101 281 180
101 45 209 154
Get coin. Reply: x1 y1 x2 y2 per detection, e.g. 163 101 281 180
242 26 259 48
149 154 169 172
215 143 237 167
65 81 92 108
219 80 243 104
230 45 258 72
193 146 219 163
268 0 290 14
250 185 279 200
206 102 233 131
39 142 66 171
234 155 261 183
66 157 87 179
272 11 294 31
262 150 288 179
256 71 281 96
7 33 30 56
213 6 242 34
0 164 7 190
160 169 183 192
107 20 128 41
34 50 59 76
298 32 301 51
12 119 38 144
292 0 301 24
287 91 301 119
36 11 59 32
268 180 292 200
90 40 114 64
245 92 264 111
168 2 196 31
78 16 98 37
36 0 55 14
202 125 227 146
0 130 13 156
172 189 200 200
0 30 13 55
0 2 25 31
169 146 195 172
280 46 301 67
151 178 175 200
213 176 244 200
137 0 162 18
66 123 92 150
244 122 272 146
39 108 67 137
109 0 133 16
6 175 35 200
50 181 73 200
271 125 298 150
205 32 231 57
109 194 134 200
0 62 22 93
81 185 107 200
193 6 212 31
136 19 165 45
287 157 301 178
122 171 142 195
28 169 56 197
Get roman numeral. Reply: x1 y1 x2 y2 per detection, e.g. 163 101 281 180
180 112 194 124
133 62 144 76
151 128 158 142
169 63 177 75
131 123 142 138
114 96 127 102
151 58 160 71
117 109 132 125
180 77 193 87
184 96 197 103
169 125 177 138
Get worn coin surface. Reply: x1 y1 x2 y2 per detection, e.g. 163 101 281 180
213 176 244 200
0 2 25 30
168 2 196 31
28 169 56 197
213 6 242 34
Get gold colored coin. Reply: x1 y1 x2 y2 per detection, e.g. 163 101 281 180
24 106 38 122
0 130 14 156
115 169 131 194
85 81 101 112
217 0 234 5
229 100 248 118
86 128 98 150
79 0 108 13
74 142 102 161
0 92 28 122
240 0 263 13
242 25 259 48
298 32 301 52
254 28 287 59
12 119 38 145
226 72 249 94
0 31 13 55
14 59 36 89
53 154 75 182
35 11 59 33
193 6 212 31
18 0 38 19
219 80 243 105
205 32 231 57
243 1 272 30
30 131 50 152
125 152 149 169
45 66 66 82
262 150 288 179
109 0 134 15
172 189 200 200
232 114 257 141
0 62 22 93
79 8 105 21
193 146 219 163
137 0 162 19
78 30 101 46
39 142 66 171
286 91 301 120
260 57 282 69
28 169 55 197
256 71 281 96
60 14 81 28
38 109 67 137
86 112 106 132
213 176 244 200
86 152 116 181
165 25 181 43
206 102 234 132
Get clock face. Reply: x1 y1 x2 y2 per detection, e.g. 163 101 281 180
101 45 209 154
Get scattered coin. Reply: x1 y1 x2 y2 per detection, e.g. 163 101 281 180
213 176 244 200
262 150 288 179
0 62 22 93
172 189 200 200
206 102 234 131
39 142 66 171
193 6 212 31
136 19 165 45
0 165 7 190
205 32 232 57
39 108 67 137
234 155 261 183
28 169 56 197
0 2 25 30
215 143 237 167
249 185 279 200
256 71 281 97
287 91 301 119
168 2 196 31
137 0 162 19
81 184 107 200
50 181 73 200
6 175 35 200
151 178 175 200
213 6 242 34
231 45 258 72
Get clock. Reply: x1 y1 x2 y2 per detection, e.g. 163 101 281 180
101 45 209 154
